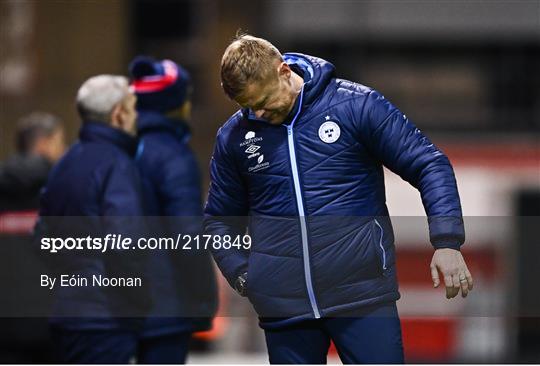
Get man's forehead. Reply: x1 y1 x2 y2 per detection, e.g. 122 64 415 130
236 79 276 106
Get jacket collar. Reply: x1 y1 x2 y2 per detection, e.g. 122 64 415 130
136 110 191 143
79 121 139 156
283 53 335 106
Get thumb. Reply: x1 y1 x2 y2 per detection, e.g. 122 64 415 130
431 264 440 288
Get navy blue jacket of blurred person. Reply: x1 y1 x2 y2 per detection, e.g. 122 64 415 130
38 75 150 332
0 112 65 363
129 57 217 339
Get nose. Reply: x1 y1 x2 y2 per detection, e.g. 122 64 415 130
254 109 265 119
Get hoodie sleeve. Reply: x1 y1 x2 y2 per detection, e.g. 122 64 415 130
356 90 465 250
204 126 250 288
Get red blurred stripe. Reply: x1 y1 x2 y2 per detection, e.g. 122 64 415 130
401 317 456 361
0 210 38 234
327 319 456 361
441 143 539 168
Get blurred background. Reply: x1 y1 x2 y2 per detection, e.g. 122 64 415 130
1 0 539 363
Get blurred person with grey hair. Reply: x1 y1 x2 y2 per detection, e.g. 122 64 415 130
75 74 138 136
0 112 65 363
0 112 66 211
15 112 66 163
37 74 152 363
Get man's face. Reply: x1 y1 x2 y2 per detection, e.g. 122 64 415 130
33 127 66 163
235 63 298 125
117 91 138 136
44 128 66 162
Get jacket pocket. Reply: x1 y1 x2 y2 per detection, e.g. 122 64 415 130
372 219 387 272
244 251 307 317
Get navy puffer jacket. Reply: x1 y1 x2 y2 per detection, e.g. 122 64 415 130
39 122 149 329
204 53 464 328
136 111 217 336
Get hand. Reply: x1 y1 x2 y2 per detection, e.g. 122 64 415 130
234 272 248 297
430 248 473 299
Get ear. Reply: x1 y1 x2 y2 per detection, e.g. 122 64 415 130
109 103 123 129
278 62 291 79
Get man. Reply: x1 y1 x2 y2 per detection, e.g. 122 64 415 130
204 35 474 364
0 112 65 363
0 112 65 211
128 56 217 363
38 75 150 363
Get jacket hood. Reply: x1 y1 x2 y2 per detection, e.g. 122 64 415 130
283 52 336 106
136 111 191 143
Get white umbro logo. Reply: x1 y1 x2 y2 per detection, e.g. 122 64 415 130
318 121 340 143
245 145 260 154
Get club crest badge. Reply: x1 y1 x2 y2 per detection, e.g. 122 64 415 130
318 121 340 143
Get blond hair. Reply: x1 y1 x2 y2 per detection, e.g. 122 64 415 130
220 34 283 99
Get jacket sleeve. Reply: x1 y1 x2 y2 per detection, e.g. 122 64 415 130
100 158 151 315
204 127 249 288
101 158 146 217
156 146 203 235
158 148 202 216
356 90 465 250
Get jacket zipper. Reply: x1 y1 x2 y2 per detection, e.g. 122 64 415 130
284 85 321 319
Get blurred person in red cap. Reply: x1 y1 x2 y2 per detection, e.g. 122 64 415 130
128 56 217 364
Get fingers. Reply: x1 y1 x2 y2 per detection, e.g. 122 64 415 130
431 264 460 298
447 273 460 299
446 286 459 299
430 264 440 288
465 268 474 291
459 273 469 298
452 273 461 290
447 270 474 299
432 250 474 300
444 273 457 299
